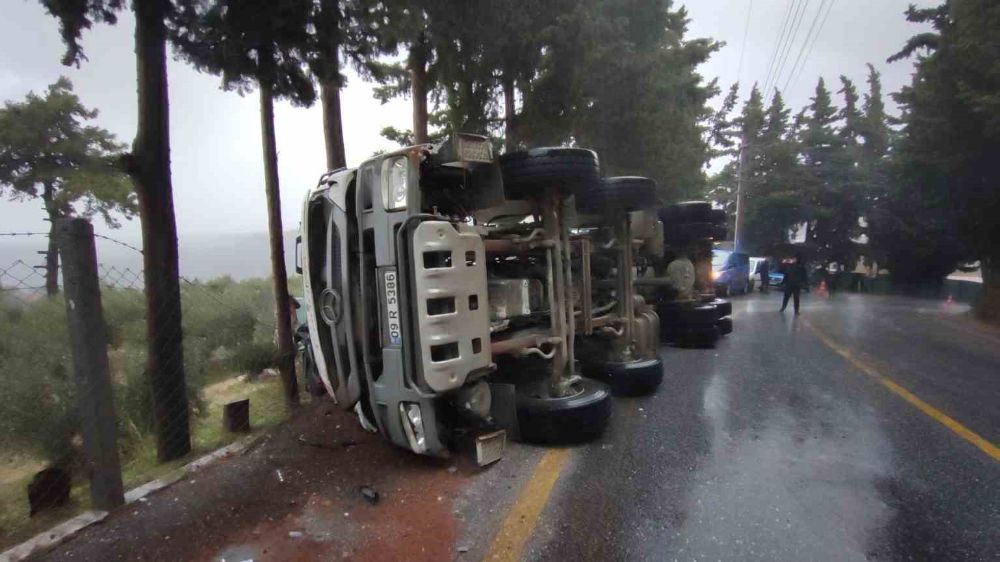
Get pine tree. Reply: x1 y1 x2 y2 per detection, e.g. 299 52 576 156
859 64 890 166
744 89 803 254
0 78 135 295
708 84 761 234
522 0 720 202
799 78 860 267
884 0 1000 318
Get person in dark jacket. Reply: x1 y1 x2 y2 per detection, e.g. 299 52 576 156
756 258 771 293
779 256 807 314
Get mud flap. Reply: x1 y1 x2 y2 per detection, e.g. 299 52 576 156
488 382 520 440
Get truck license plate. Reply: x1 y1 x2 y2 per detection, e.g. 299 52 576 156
383 269 402 345
475 430 506 466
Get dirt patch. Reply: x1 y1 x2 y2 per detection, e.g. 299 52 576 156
0 456 44 487
33 401 473 562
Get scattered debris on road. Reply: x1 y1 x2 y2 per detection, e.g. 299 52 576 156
359 486 379 505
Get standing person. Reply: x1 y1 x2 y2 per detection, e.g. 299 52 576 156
851 258 867 292
779 255 807 314
865 259 878 293
757 258 771 293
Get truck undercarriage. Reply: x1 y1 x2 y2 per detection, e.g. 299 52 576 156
298 135 705 461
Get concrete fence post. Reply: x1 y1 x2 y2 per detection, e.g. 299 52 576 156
56 218 125 510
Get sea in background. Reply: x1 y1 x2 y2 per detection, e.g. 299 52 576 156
0 230 298 284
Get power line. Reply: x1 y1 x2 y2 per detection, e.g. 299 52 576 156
737 0 754 84
786 0 836 94
761 0 796 98
782 0 829 94
769 0 812 99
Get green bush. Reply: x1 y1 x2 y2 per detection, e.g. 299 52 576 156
0 276 279 466
226 341 277 376
0 297 77 464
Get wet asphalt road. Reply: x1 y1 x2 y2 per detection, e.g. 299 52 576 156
523 292 1000 561
17 292 999 562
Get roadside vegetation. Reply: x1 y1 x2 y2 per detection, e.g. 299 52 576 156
708 1 1000 320
0 276 295 546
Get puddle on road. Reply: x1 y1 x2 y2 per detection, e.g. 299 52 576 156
649 371 895 562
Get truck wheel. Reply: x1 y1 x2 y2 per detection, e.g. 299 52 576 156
659 201 712 226
500 147 600 200
711 224 728 241
600 357 664 397
718 316 733 335
516 379 612 444
712 298 732 318
663 222 715 244
678 325 720 348
576 176 658 214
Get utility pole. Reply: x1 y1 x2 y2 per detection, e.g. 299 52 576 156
733 138 749 252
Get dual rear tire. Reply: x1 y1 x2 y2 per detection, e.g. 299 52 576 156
516 379 613 444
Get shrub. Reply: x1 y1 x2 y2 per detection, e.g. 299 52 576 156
226 341 277 376
0 298 77 464
0 276 280 466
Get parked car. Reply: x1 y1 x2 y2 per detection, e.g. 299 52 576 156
712 249 751 296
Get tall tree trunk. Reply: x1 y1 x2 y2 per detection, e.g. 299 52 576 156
503 75 516 152
317 0 345 169
131 0 190 462
409 38 429 144
259 81 299 408
42 182 60 296
321 78 346 170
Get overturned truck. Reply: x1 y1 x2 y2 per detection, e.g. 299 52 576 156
298 135 667 462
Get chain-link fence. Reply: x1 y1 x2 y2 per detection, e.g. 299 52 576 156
0 222 305 550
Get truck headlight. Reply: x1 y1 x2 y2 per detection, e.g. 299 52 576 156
400 403 427 454
382 156 408 211
711 270 721 281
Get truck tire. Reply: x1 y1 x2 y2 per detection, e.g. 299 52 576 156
718 316 733 335
712 224 728 241
676 303 719 326
601 357 664 397
658 302 719 343
712 298 732 318
663 222 715 244
577 176 658 214
516 379 612 444
500 147 600 200
659 201 712 226
678 325 720 348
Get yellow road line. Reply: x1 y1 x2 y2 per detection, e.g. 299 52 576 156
485 448 571 561
803 318 1000 462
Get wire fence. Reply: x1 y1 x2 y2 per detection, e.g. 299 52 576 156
0 224 304 550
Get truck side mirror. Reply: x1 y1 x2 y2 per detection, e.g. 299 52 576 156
295 234 303 275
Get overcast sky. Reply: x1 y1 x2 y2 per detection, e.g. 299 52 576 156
1 0 934 243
